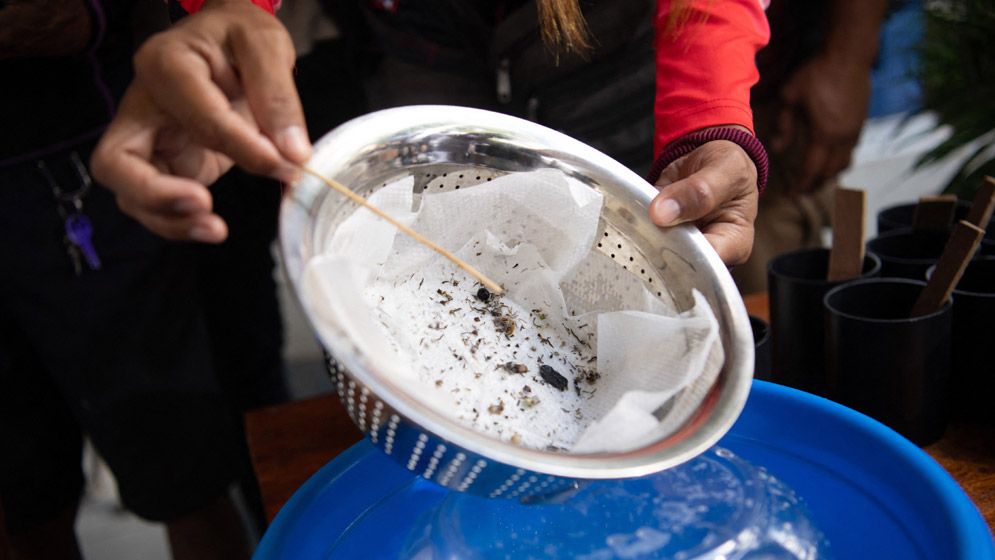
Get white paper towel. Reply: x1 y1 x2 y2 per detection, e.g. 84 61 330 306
302 169 722 453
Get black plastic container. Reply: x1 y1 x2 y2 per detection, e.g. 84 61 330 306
876 202 995 257
876 202 917 234
767 248 881 395
929 258 995 422
877 201 966 234
824 278 952 446
867 229 953 280
750 315 771 381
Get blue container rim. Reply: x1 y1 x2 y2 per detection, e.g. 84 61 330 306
751 382 991 557
256 381 994 559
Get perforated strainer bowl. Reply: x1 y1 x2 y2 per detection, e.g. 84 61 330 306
280 105 753 500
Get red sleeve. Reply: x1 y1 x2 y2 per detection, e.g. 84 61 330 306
178 0 279 15
654 0 770 157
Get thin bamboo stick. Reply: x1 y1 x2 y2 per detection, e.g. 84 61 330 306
300 165 504 295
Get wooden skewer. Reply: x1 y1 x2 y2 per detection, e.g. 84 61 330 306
299 165 504 295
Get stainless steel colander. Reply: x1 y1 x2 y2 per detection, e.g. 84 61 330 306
279 105 753 500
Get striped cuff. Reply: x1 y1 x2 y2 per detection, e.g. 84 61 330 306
178 0 277 15
648 127 769 194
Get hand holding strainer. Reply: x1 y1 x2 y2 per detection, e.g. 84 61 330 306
280 106 753 499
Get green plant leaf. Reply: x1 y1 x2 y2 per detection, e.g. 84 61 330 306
915 0 995 181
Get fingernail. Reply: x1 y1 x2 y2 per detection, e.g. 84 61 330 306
173 198 201 214
277 126 311 163
274 165 302 185
189 225 217 243
652 198 682 226
189 218 225 243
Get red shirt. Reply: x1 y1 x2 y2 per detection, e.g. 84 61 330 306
654 0 770 156
178 0 768 161
178 0 278 15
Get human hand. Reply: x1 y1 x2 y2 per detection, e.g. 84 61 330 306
770 54 871 194
649 140 759 266
91 0 308 242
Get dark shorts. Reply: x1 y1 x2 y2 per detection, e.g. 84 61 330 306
0 148 240 531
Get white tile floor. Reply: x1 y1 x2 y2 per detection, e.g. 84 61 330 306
78 499 170 560
77 445 171 559
73 111 979 558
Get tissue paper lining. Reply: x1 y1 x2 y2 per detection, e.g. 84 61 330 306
302 169 723 453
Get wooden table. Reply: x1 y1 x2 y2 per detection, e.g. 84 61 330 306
246 293 995 529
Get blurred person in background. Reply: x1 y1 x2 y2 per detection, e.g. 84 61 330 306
3 0 770 556
732 0 889 293
0 0 292 556
92 0 771 267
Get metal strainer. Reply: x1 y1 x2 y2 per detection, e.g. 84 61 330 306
280 106 753 500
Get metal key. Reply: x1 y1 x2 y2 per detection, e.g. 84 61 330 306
63 237 84 276
65 213 101 270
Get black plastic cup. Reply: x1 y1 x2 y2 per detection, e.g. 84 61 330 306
983 231 995 257
877 201 968 234
824 278 953 446
866 228 954 280
750 315 771 381
767 248 881 395
876 201 995 256
876 202 918 234
928 258 995 422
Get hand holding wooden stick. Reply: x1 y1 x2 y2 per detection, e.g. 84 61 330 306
299 165 505 295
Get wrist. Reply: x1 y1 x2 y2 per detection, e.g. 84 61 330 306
187 0 277 15
649 127 769 194
819 46 878 75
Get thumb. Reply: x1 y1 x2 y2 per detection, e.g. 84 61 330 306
649 171 722 227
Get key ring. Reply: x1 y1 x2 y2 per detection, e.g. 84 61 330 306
38 152 92 212
36 151 102 274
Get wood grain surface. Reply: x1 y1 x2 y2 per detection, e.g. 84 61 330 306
245 394 361 522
